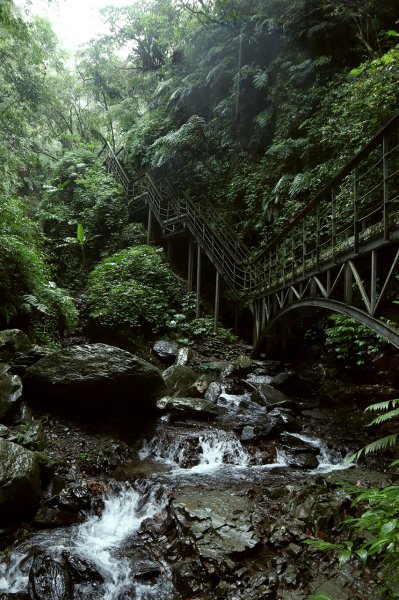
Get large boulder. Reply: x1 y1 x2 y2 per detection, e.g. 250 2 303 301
23 343 165 417
0 363 23 422
0 439 42 522
0 329 32 362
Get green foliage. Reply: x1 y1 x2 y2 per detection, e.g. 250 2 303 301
85 245 180 333
0 196 78 342
308 397 399 597
324 314 384 366
346 400 399 463
37 149 128 283
308 484 399 597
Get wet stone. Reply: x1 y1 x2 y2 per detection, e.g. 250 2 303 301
34 507 82 528
153 340 179 363
62 552 104 582
204 381 222 403
156 396 222 421
172 489 260 566
28 554 73 600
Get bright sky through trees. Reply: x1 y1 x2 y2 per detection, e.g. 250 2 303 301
15 0 132 50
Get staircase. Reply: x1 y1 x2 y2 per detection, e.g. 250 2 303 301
100 142 250 292
99 111 399 352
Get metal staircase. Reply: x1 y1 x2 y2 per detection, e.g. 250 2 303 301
100 141 250 290
100 112 399 351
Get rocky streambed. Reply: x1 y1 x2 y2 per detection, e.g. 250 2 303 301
0 329 396 599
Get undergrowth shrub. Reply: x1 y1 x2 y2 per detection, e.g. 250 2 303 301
85 245 180 334
0 197 78 344
306 399 399 597
324 314 385 366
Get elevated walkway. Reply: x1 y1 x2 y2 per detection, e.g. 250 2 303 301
100 112 399 353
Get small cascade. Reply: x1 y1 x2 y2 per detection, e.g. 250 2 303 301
192 431 250 472
0 484 173 600
288 432 350 472
139 429 251 472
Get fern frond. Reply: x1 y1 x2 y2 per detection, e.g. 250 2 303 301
22 294 52 315
369 408 399 426
365 399 399 413
363 435 398 455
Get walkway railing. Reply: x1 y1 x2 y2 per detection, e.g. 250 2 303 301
251 112 399 295
100 142 250 289
100 111 399 300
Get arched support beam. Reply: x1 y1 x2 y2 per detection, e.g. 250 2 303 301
254 298 399 356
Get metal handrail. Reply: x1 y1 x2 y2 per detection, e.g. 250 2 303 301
99 111 399 300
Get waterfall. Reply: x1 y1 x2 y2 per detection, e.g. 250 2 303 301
0 484 173 600
139 429 251 472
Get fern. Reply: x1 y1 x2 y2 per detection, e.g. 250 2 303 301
365 399 399 413
22 294 52 316
370 409 399 426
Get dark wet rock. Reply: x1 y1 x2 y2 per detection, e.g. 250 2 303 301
34 507 82 527
269 408 302 432
287 452 319 469
172 489 260 567
188 374 213 397
28 554 73 600
0 329 32 362
174 347 193 366
23 344 165 417
156 396 223 421
132 560 162 582
0 424 9 437
204 381 222 404
171 560 204 597
62 552 104 582
240 573 274 599
240 425 263 443
0 439 42 523
20 402 35 424
245 374 273 386
153 340 179 363
251 384 289 408
270 370 298 393
280 433 320 455
0 363 23 422
200 361 234 377
14 421 45 452
30 346 55 361
49 480 106 515
234 354 252 374
163 365 198 397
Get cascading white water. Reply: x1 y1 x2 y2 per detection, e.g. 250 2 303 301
0 485 173 600
288 432 350 472
139 429 251 472
191 431 250 473
73 486 163 599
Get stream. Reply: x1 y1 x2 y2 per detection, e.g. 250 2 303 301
0 352 388 600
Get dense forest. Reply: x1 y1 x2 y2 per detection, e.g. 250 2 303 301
1 0 399 355
1 1 399 597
